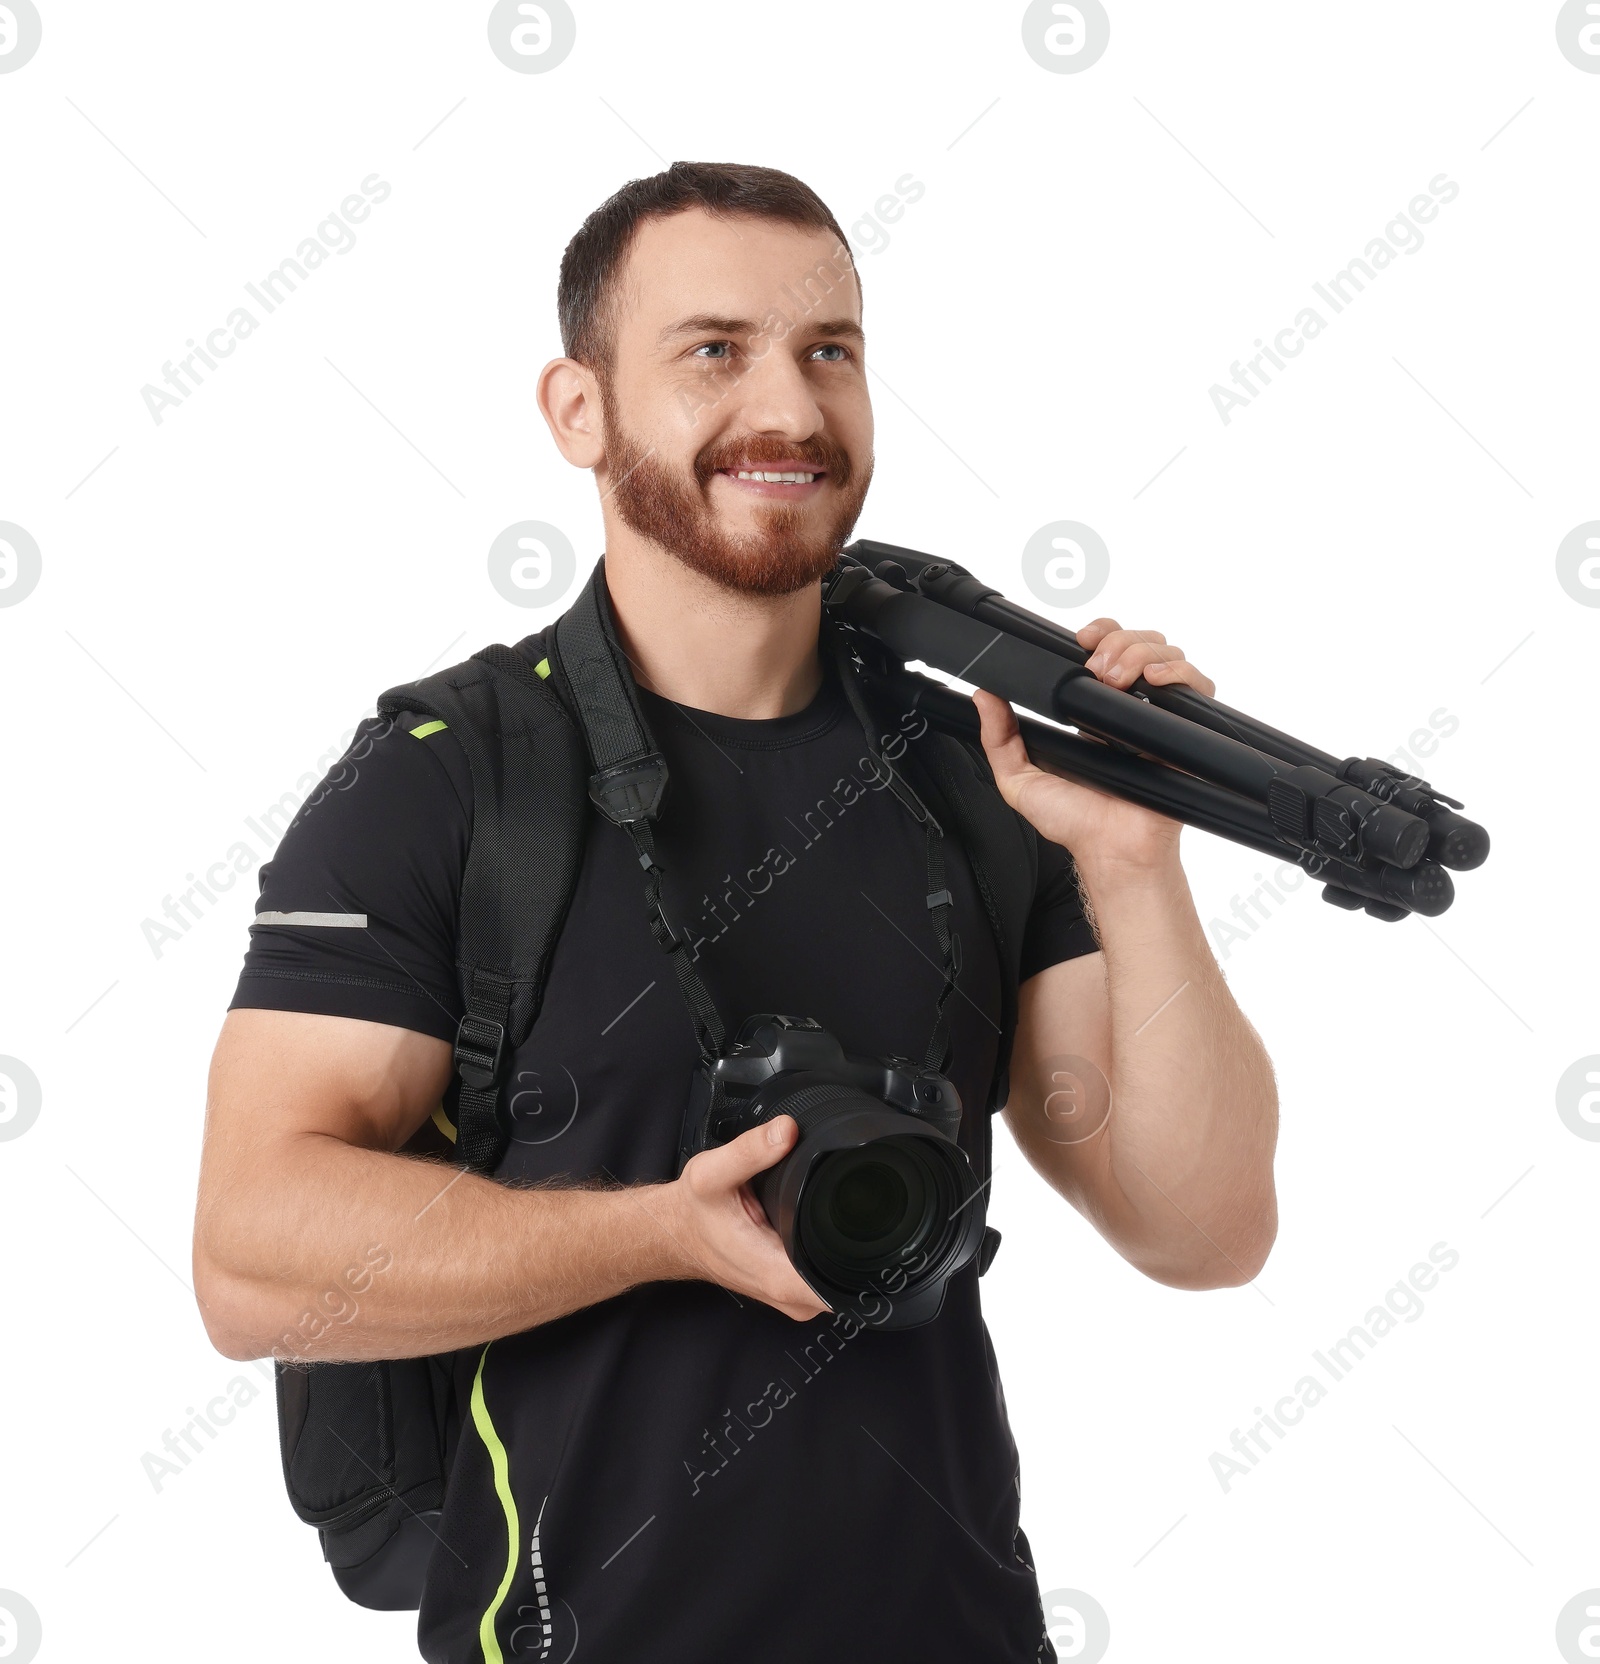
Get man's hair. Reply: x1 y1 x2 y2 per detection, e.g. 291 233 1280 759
557 160 858 380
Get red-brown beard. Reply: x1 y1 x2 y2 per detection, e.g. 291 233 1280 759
598 377 873 598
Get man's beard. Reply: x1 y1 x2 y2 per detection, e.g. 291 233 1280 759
598 381 873 598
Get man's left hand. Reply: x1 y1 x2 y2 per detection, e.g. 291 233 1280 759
971 618 1216 875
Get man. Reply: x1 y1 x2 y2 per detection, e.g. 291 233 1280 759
194 161 1277 1662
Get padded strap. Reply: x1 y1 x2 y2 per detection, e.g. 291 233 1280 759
453 972 513 1173
550 559 666 803
377 639 588 1177
546 558 725 1063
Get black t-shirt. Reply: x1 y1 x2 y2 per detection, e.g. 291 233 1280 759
231 636 1099 1664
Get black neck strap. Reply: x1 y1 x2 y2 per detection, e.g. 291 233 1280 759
548 557 959 1076
547 557 725 1065
820 612 960 1075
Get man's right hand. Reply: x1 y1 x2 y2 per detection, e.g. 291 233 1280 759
668 1115 831 1323
194 1010 832 1365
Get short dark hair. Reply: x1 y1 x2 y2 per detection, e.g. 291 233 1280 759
557 160 858 379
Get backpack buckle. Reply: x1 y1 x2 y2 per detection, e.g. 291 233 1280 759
589 753 669 824
454 1013 506 1093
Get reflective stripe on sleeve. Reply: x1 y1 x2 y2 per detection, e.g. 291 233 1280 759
251 911 368 928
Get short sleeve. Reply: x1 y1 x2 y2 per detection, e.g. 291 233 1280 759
227 710 471 1043
1018 831 1099 983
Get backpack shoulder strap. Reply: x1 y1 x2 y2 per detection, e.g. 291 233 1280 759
273 631 589 1614
376 630 588 1175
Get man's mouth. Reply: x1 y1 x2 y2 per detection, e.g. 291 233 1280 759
714 465 828 498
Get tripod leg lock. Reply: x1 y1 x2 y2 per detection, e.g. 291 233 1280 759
1322 885 1409 923
1268 766 1428 870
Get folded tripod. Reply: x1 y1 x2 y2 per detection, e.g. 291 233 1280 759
823 540 1490 922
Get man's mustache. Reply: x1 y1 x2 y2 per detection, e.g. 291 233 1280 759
694 438 856 490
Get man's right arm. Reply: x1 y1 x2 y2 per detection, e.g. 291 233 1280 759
192 1007 827 1364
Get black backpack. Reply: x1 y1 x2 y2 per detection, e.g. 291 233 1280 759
272 551 1044 1609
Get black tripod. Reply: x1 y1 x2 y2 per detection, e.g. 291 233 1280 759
823 541 1490 922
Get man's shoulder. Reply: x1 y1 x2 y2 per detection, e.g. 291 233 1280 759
322 703 473 825
362 630 553 815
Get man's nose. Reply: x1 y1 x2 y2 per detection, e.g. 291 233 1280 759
729 344 826 439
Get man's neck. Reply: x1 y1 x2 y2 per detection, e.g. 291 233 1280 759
600 542 826 720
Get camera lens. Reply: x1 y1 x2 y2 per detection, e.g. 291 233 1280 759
737 1066 987 1325
829 1160 909 1242
818 1149 921 1258
799 1136 965 1292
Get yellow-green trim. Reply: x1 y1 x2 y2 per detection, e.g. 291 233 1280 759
533 657 551 679
470 1344 519 1664
409 719 448 740
431 1104 458 1144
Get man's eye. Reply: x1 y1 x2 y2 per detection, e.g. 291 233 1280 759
693 341 733 360
812 343 849 362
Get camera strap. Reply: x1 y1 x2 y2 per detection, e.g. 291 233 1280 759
548 564 726 1068
821 613 960 1077
547 556 959 1078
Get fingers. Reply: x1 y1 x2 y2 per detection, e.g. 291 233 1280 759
1087 640 1175 685
1142 657 1217 697
1081 620 1165 658
1084 628 1165 672
1083 633 1212 696
683 1122 832 1320
969 688 1040 809
690 1116 797 1193
971 686 1020 751
1076 617 1122 649
772 1266 833 1322
735 1180 767 1230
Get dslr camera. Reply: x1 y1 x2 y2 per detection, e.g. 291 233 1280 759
675 1014 989 1329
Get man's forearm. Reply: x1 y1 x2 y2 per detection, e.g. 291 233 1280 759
1077 852 1279 1285
196 1137 697 1363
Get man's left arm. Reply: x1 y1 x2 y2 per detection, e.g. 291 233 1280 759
973 620 1279 1292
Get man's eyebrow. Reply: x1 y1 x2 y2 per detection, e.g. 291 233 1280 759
656 313 866 346
809 319 866 342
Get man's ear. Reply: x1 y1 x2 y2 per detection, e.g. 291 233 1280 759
537 357 605 470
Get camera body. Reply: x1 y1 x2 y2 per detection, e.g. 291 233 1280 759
676 1014 988 1329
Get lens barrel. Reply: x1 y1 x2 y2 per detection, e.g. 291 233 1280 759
745 1074 986 1328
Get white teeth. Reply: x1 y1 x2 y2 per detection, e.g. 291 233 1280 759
734 470 815 483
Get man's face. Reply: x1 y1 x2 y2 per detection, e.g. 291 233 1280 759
593 208 874 598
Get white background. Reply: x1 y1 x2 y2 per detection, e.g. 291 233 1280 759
1 3 1596 1661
